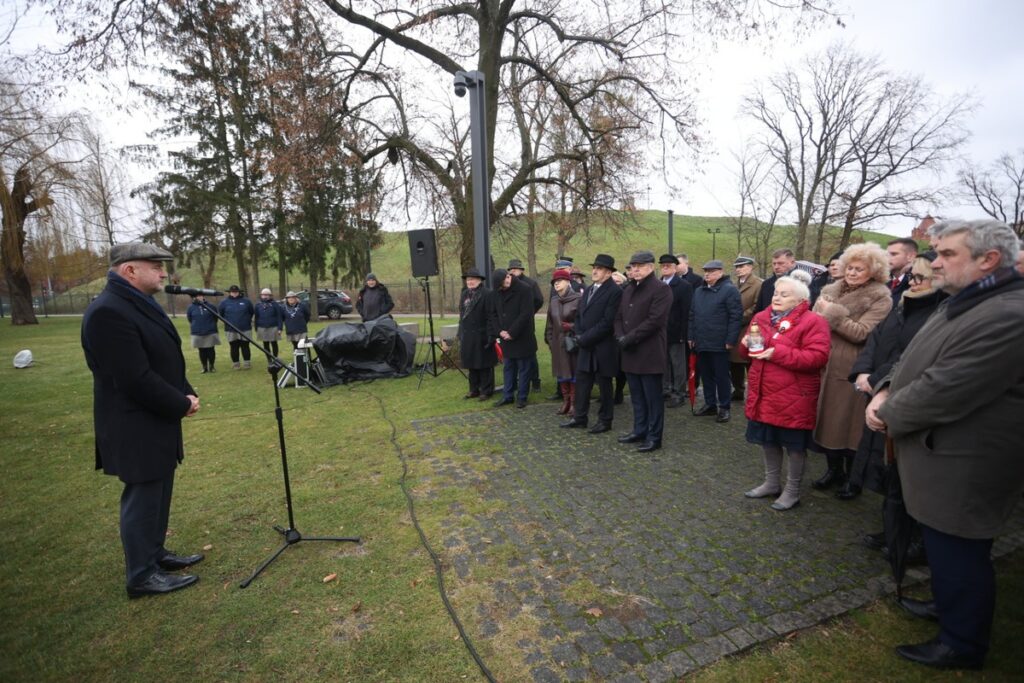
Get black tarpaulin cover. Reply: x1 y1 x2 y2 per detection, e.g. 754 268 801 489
312 318 415 385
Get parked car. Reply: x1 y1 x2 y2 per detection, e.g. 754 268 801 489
290 289 353 319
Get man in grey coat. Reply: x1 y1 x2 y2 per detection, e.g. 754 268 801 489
866 219 1024 671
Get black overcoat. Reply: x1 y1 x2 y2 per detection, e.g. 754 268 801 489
615 272 672 374
688 276 743 352
664 275 693 344
847 289 945 492
574 281 622 377
458 286 498 369
489 277 538 359
82 276 195 484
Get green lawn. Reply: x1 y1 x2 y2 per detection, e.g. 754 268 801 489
1 317 1017 682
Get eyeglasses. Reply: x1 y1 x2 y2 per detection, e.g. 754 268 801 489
909 273 931 284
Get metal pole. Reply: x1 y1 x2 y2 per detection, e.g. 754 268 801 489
707 228 721 260
455 71 492 287
668 210 674 255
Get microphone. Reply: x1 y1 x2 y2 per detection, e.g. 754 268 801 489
164 285 224 296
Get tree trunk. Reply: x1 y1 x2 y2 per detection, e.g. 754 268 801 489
1 170 41 325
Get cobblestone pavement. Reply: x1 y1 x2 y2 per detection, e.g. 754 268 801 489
412 400 1024 682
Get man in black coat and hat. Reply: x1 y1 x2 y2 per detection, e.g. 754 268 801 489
457 267 498 400
508 259 545 393
561 254 622 432
82 242 204 598
489 268 538 408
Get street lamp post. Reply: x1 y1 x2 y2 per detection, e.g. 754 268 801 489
454 71 492 285
707 228 722 260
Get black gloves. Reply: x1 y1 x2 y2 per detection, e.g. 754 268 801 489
616 334 635 350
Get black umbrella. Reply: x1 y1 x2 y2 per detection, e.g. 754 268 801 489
881 436 914 599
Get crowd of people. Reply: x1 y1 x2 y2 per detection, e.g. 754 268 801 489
456 219 1024 670
83 220 1023 672
183 272 400 371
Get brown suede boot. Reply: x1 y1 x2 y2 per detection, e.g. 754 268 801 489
567 383 576 417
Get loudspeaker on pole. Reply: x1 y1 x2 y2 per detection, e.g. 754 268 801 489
408 229 439 278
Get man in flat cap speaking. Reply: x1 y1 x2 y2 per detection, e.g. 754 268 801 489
82 242 204 598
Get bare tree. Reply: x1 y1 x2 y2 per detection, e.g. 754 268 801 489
1 81 85 324
732 150 788 270
742 46 872 259
745 44 970 261
317 0 838 270
823 74 970 257
75 122 131 247
960 150 1024 237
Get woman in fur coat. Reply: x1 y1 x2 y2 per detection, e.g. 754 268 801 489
811 242 893 491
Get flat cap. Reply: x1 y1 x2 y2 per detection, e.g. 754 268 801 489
702 259 725 270
109 242 173 266
628 250 656 265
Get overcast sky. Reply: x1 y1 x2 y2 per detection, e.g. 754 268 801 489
6 0 1022 240
674 0 1024 236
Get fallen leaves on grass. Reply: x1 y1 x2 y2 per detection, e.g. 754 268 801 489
585 607 603 618
322 573 337 583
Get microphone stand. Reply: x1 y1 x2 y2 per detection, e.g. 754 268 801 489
192 299 360 588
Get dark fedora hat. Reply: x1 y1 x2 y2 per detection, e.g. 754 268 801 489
589 253 617 271
462 267 485 280
659 253 679 265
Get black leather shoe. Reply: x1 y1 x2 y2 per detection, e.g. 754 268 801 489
731 389 744 401
693 404 717 417
515 400 527 409
617 432 644 443
811 467 843 490
158 551 205 571
716 408 731 423
863 531 886 551
613 394 624 405
127 572 199 599
895 638 983 670
463 391 480 399
587 422 611 434
637 440 661 453
897 597 939 622
493 397 514 407
478 392 493 401
835 483 862 500
560 417 588 429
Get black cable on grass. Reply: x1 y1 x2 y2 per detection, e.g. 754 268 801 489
355 383 497 683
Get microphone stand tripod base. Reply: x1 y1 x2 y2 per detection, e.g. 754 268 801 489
239 525 360 589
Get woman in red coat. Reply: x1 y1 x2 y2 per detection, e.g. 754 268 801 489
740 276 831 510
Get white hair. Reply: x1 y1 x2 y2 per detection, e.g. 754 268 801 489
774 275 810 302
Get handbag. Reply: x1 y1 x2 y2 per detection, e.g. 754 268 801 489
562 333 579 354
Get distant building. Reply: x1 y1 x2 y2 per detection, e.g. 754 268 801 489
911 215 937 242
